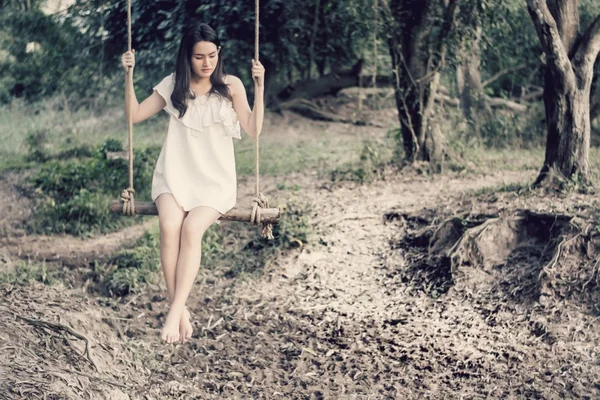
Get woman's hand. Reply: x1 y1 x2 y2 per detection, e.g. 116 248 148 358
251 59 265 88
121 49 135 72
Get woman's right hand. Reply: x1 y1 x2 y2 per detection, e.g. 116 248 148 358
121 49 135 72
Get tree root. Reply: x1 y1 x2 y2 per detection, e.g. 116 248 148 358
17 316 98 371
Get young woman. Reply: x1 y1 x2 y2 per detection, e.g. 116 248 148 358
121 22 265 344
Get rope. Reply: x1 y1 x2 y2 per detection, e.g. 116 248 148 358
121 0 135 216
253 0 274 240
120 0 273 238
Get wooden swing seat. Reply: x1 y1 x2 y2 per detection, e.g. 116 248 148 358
110 200 280 223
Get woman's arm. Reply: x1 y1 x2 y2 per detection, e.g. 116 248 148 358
122 50 166 124
229 60 265 138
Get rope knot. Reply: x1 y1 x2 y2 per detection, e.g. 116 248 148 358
120 187 136 216
251 193 273 240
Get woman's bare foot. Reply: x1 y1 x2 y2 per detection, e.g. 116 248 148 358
180 307 193 343
161 307 182 343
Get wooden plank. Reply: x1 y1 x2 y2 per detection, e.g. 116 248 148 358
110 201 281 224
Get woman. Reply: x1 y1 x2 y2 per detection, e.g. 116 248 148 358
121 22 265 343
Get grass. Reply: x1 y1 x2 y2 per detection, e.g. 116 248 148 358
1 95 387 237
3 94 600 239
0 97 389 177
102 225 161 296
0 97 167 170
0 259 61 286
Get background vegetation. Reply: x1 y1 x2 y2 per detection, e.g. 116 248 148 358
1 0 599 287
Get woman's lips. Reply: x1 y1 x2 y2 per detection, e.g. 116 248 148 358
202 68 211 73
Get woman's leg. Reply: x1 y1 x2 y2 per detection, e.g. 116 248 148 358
155 194 192 342
160 206 221 343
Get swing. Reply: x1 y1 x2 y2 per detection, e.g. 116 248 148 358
110 0 280 240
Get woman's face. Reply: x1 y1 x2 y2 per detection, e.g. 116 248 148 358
191 41 219 79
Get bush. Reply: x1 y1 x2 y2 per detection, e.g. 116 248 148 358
480 106 546 149
25 139 160 236
330 139 390 183
103 230 160 297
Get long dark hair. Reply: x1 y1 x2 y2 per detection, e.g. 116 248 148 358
171 23 231 118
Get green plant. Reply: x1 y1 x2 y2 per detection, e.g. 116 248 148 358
330 139 390 183
24 139 160 236
103 230 161 296
24 129 50 162
0 260 58 285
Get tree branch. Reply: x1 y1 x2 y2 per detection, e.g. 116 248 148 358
574 13 600 72
482 63 529 87
526 0 575 87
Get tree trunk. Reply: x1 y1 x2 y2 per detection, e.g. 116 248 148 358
382 0 460 164
456 26 493 140
536 68 591 183
527 0 600 186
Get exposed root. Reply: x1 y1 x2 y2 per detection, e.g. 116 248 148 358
17 315 98 371
391 205 599 311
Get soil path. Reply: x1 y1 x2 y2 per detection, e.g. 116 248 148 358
237 169 535 323
4 167 600 399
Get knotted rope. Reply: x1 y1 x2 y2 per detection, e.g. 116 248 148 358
120 0 274 238
121 0 136 216
252 0 274 240
251 193 273 240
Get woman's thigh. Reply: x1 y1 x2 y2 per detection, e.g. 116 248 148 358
181 206 221 241
155 194 187 233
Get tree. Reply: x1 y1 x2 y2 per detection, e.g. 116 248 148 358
380 0 461 167
456 18 493 141
98 0 373 100
526 0 600 185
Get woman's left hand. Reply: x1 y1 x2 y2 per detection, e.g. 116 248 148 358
252 59 265 88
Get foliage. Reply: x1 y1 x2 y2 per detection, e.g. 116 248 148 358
25 139 159 236
128 0 373 91
476 0 543 98
0 260 59 286
330 138 392 183
102 199 312 294
479 106 546 148
0 8 105 102
103 230 160 296
200 200 312 278
1 0 377 104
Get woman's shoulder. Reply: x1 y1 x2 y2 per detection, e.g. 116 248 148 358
224 74 242 83
223 75 243 96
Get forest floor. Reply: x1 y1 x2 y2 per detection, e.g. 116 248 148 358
1 95 600 399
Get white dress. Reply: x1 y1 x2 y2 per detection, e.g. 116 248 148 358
150 73 241 214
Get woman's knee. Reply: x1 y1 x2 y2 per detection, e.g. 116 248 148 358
180 207 220 242
159 217 184 239
156 194 185 236
180 219 207 243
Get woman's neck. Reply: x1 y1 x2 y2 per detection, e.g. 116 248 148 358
190 74 211 85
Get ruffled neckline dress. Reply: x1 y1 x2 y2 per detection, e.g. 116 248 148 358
150 73 241 214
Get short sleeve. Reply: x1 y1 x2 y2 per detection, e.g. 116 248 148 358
153 73 179 117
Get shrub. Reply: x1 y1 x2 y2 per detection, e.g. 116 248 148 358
103 230 160 297
25 139 160 236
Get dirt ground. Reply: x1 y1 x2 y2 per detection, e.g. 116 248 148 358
1 106 600 399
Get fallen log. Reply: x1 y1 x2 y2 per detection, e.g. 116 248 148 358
279 98 385 127
276 60 363 103
436 93 528 112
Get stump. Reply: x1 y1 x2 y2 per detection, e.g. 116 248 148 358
110 201 281 224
